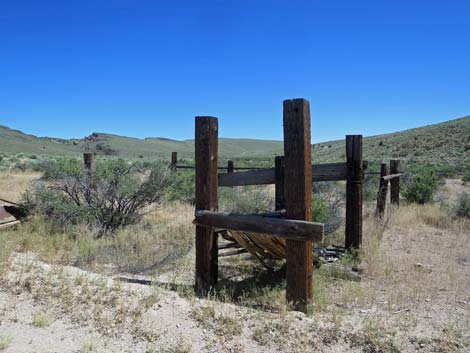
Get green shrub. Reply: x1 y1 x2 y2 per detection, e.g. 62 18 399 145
164 171 195 204
312 197 330 223
454 193 470 219
22 158 168 235
463 169 470 184
218 186 272 213
403 170 438 204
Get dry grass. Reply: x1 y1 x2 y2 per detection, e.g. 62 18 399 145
0 171 40 203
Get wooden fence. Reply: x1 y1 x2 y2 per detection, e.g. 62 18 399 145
191 98 366 314
375 160 401 217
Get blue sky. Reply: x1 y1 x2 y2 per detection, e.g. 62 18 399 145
1 0 469 142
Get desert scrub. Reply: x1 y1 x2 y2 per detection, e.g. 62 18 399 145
0 202 193 274
453 192 470 219
21 158 168 235
218 185 272 213
0 335 12 350
164 170 195 203
32 313 52 327
403 169 438 204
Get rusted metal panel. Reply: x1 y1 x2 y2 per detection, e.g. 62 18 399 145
0 205 16 224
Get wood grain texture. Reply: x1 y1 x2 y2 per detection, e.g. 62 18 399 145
376 163 389 217
195 116 219 295
194 210 323 242
218 162 349 187
283 98 313 314
345 135 363 250
275 156 285 210
390 160 400 205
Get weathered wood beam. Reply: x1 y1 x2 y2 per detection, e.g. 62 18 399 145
194 210 323 242
194 116 219 295
283 98 314 314
381 173 402 181
376 163 389 218
389 160 400 206
345 135 363 250
218 162 351 187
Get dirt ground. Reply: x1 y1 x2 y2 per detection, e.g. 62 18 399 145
0 176 469 352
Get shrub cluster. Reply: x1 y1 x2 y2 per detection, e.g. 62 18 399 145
22 158 168 235
454 192 470 219
402 170 439 204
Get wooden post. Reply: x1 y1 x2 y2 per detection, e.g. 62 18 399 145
83 152 96 186
376 163 389 217
171 152 177 171
283 98 313 314
390 160 400 206
195 117 219 295
227 160 234 173
274 156 285 211
345 135 363 250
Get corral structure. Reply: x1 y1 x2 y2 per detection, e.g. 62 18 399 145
191 98 367 314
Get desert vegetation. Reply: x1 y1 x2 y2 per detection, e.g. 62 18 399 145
0 145 469 352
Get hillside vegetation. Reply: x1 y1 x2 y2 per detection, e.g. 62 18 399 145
1 116 469 166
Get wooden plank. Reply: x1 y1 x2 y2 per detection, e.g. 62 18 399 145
219 249 248 257
218 168 275 186
345 135 363 250
0 220 21 230
390 160 400 205
376 163 389 217
381 173 402 181
194 116 219 295
194 210 323 242
283 98 314 314
312 162 348 181
275 156 285 210
218 242 242 250
218 162 350 187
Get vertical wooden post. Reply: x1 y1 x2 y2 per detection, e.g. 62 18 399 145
274 156 285 211
227 160 234 173
283 99 313 314
171 152 178 171
345 135 363 250
376 163 389 217
390 160 400 206
195 117 219 295
83 152 96 186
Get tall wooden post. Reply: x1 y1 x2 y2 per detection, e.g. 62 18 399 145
345 135 363 250
83 152 96 186
195 117 219 295
227 160 234 173
376 163 389 217
390 160 400 206
274 156 285 211
171 152 178 171
283 99 313 314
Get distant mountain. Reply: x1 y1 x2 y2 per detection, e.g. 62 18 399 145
0 116 469 166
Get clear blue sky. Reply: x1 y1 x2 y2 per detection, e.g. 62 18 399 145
1 0 469 143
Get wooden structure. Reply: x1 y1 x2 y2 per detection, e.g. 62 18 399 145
375 160 402 217
193 98 365 313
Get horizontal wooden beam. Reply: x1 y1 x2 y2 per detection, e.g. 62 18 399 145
194 210 323 242
218 162 352 186
381 173 402 181
312 162 348 181
218 168 276 186
219 249 248 257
